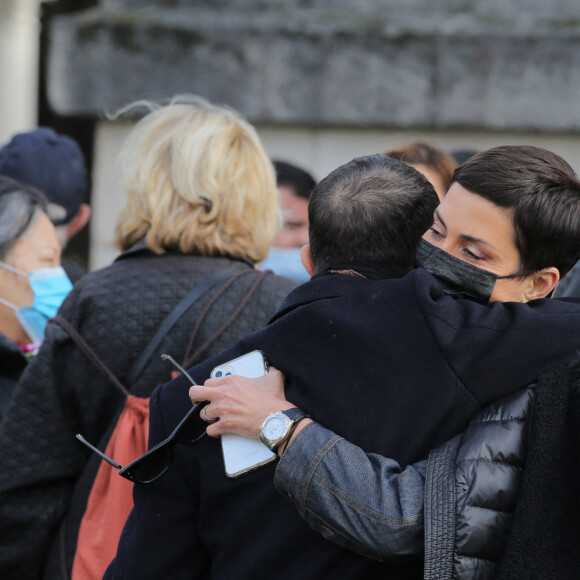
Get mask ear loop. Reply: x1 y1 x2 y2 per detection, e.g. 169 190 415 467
0 261 27 277
497 269 540 280
0 296 18 310
0 263 37 313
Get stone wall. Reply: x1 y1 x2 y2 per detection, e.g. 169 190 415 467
47 1 580 131
44 1 580 270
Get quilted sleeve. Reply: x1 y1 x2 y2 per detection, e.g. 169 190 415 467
0 299 124 577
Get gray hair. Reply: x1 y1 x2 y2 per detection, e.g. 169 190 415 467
0 177 48 260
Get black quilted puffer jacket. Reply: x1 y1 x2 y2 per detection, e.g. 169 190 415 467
553 259 580 298
0 246 296 580
424 386 534 580
425 354 580 580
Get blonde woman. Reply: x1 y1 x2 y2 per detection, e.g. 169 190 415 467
0 96 296 579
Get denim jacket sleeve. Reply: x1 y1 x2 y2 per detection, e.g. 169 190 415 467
273 422 427 561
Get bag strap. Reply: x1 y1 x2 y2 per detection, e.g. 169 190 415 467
182 269 272 368
123 264 244 386
52 314 130 397
52 264 245 396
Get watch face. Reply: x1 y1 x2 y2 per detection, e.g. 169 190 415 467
264 416 287 441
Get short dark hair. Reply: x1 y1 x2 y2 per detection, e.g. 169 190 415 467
308 154 439 276
273 160 316 200
453 145 580 278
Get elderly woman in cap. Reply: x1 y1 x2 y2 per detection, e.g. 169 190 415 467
0 127 91 282
0 177 71 418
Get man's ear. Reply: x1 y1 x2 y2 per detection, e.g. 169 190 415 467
523 267 560 301
300 245 315 277
66 204 91 240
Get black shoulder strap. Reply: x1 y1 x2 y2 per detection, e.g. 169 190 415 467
52 265 244 395
52 314 130 397
123 265 243 386
182 269 271 368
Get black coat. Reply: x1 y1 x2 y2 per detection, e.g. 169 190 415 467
554 259 580 298
425 385 534 579
0 248 296 580
426 354 580 580
107 269 580 580
0 333 28 420
498 355 580 580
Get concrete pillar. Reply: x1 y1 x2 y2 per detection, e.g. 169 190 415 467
0 0 40 142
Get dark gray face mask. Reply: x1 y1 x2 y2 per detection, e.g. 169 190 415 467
415 239 534 304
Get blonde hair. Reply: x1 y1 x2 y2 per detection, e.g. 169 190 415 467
113 95 280 263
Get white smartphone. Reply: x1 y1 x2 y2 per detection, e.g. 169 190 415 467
210 350 276 478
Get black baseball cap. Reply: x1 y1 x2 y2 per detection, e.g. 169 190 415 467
0 127 88 225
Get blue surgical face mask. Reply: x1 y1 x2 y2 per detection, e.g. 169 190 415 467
0 263 73 343
259 247 311 283
415 239 536 304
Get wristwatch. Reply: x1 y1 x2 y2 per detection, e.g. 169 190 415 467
259 407 307 451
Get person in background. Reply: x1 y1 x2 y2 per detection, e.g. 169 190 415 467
259 160 316 283
0 176 71 419
384 140 458 200
0 95 296 580
451 147 479 165
0 127 91 282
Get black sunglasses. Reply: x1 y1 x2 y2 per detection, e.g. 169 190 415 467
76 354 208 484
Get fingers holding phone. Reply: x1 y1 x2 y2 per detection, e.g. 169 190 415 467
189 368 290 438
189 351 293 478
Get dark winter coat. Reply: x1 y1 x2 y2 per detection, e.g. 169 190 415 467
0 333 28 420
498 355 580 580
106 270 580 580
427 354 580 579
0 246 296 579
554 259 580 298
425 386 534 579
